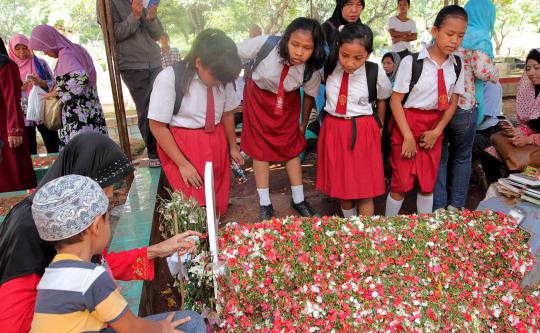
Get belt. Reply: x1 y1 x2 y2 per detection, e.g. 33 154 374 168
327 113 382 151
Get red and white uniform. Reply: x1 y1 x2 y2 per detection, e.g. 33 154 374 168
148 67 240 215
317 62 392 199
390 47 465 193
237 35 322 162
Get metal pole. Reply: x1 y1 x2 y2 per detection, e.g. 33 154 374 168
97 0 132 161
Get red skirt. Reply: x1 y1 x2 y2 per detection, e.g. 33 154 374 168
240 79 306 162
390 108 443 193
316 115 385 199
157 123 230 216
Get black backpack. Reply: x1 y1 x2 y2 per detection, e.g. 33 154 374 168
244 35 313 85
402 52 462 105
365 61 383 128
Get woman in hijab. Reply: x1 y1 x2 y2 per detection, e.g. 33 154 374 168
8 34 59 154
0 36 36 193
322 0 364 51
433 0 499 211
381 51 401 86
0 132 201 333
28 25 107 147
501 48 540 146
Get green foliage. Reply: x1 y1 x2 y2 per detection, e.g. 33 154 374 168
1 0 538 57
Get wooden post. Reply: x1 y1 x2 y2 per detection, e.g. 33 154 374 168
97 0 132 161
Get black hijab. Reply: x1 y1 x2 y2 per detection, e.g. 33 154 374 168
0 132 134 285
322 0 364 48
527 49 540 98
0 36 11 69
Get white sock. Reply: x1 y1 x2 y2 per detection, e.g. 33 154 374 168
341 207 357 218
257 188 271 206
291 185 305 204
417 193 434 214
385 194 404 216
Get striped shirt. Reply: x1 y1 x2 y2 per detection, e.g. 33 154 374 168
31 253 128 333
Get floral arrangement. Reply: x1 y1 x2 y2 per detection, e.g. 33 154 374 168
158 190 216 315
218 211 540 332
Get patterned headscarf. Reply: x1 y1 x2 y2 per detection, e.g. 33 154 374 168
516 48 540 123
32 175 108 241
28 25 97 86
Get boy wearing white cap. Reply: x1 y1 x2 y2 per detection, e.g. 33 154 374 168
31 175 205 333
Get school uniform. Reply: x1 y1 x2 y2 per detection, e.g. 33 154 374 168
148 67 240 215
390 47 465 193
237 35 322 162
316 63 392 199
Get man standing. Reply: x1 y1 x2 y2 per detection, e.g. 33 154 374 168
111 0 163 167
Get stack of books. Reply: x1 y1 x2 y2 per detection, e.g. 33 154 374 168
497 166 540 206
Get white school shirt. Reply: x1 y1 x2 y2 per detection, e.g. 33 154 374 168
387 16 417 53
237 35 322 98
325 63 392 117
393 47 465 110
147 67 240 128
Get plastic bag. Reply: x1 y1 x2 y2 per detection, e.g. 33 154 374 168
27 85 46 122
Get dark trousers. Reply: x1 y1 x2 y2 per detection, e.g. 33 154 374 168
25 124 60 155
120 67 161 159
473 124 508 183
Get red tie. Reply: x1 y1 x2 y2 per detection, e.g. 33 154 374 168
335 71 349 115
275 64 290 116
205 86 215 132
437 68 450 111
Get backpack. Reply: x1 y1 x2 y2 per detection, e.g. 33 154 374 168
402 52 462 105
244 35 313 86
365 61 383 128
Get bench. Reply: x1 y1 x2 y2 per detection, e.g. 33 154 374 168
108 166 161 315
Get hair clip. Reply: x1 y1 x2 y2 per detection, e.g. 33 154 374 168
338 25 345 32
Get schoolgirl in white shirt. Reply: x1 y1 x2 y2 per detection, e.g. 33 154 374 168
237 17 326 221
317 23 392 217
148 29 243 216
385 6 467 216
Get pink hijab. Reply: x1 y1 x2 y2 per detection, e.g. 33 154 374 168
8 34 36 86
516 48 540 123
28 25 97 86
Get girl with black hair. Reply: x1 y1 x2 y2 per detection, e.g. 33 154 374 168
238 17 325 221
317 24 392 217
322 0 364 50
385 5 467 216
148 29 243 216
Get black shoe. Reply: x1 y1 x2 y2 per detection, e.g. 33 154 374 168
291 200 320 218
260 204 276 221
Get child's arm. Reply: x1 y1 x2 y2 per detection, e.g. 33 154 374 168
149 120 203 189
390 92 417 159
111 310 189 333
222 112 244 165
377 99 386 131
301 95 315 133
420 94 459 150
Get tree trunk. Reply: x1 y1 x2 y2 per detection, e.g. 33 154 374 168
264 0 289 34
186 4 206 34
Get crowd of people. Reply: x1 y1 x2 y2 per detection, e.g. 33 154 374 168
1 0 540 331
